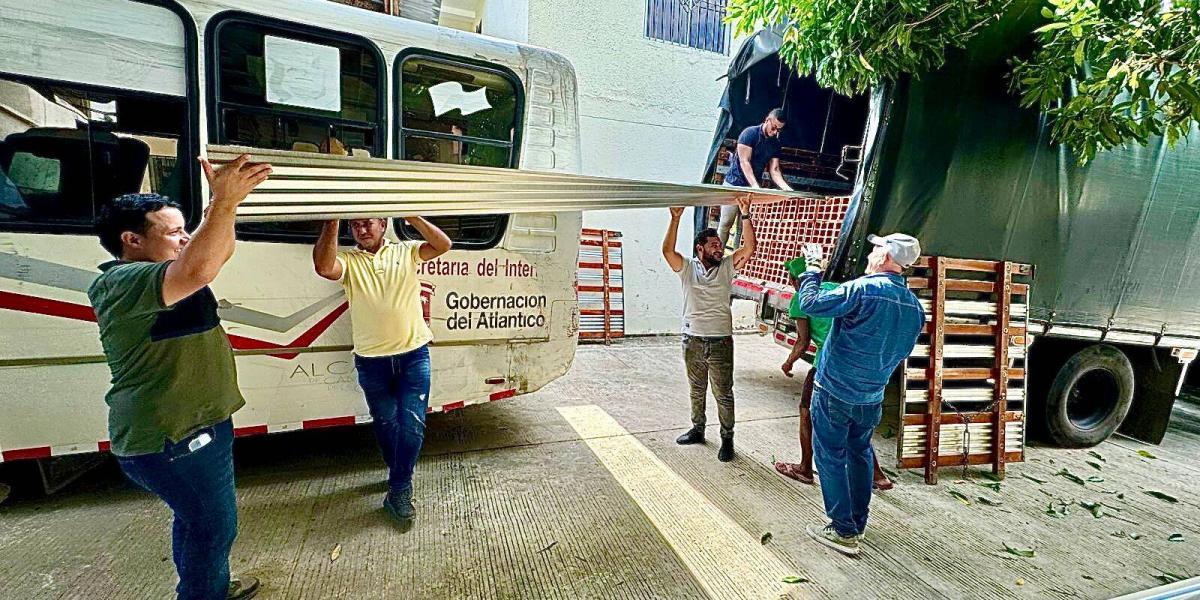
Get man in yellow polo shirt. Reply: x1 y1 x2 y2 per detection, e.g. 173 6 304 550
313 217 451 524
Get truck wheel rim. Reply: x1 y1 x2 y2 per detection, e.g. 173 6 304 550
1066 369 1120 431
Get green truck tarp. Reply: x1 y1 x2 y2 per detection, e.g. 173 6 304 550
837 1 1200 342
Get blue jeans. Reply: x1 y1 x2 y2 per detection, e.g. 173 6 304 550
117 419 237 600
354 345 431 493
811 386 882 537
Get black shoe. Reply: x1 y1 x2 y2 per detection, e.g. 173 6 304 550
718 437 734 462
675 426 705 445
228 576 260 600
384 485 415 522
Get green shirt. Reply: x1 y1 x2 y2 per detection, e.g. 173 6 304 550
784 257 839 366
88 260 244 456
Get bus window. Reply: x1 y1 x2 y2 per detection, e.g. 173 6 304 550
0 77 193 234
210 18 384 242
396 54 522 249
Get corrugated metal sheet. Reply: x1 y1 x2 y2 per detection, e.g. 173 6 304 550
208 145 816 222
398 0 440 25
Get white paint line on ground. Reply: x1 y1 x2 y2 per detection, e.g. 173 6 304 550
557 404 806 600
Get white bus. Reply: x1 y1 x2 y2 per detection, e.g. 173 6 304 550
0 0 584 463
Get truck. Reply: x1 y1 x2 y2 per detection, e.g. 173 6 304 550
706 1 1200 448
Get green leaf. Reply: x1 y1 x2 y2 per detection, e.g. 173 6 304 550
949 490 973 505
981 472 1003 482
1057 469 1087 486
1087 461 1103 471
1074 41 1086 66
782 576 809 584
1003 542 1036 558
977 496 1003 507
1041 6 1055 18
1089 451 1107 463
1023 474 1049 484
1045 503 1062 518
1137 450 1158 460
1109 530 1143 540
858 54 875 72
1144 490 1179 504
1087 476 1105 483
761 532 773 545
1034 22 1071 33
1155 571 1187 585
1168 533 1185 542
1080 501 1104 518
977 481 1002 492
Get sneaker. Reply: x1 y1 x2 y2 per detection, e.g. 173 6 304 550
227 576 260 599
384 485 415 522
806 524 861 556
717 437 734 462
675 426 705 445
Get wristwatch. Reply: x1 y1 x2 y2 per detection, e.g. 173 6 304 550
740 213 752 220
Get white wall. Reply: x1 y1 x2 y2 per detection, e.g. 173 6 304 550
484 0 735 334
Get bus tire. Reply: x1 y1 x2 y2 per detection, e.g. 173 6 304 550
1044 344 1135 448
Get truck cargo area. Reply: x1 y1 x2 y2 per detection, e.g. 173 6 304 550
702 29 869 195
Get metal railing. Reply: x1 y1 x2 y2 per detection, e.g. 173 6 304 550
645 0 730 54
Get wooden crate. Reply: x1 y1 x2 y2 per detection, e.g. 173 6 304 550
897 256 1034 484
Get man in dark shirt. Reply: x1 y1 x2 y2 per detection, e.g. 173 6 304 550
719 108 793 245
89 155 270 600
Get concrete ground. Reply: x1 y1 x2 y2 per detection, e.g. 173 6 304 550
1 335 1199 599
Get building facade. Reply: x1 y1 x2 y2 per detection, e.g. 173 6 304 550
334 0 737 334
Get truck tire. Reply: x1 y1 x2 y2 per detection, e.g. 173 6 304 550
1044 344 1135 447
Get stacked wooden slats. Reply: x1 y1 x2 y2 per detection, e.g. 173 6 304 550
578 229 624 343
898 256 1034 484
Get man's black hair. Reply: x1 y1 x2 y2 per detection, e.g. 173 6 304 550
95 193 181 258
693 227 719 255
768 108 787 123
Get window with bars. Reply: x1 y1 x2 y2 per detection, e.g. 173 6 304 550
645 0 730 54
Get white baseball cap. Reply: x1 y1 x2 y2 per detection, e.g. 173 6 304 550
867 233 921 268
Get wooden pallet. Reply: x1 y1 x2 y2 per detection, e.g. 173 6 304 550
897 256 1034 484
578 229 624 344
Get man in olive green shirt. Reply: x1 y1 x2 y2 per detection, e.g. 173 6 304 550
88 155 269 600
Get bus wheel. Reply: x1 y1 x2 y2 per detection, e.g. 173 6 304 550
1044 344 1135 448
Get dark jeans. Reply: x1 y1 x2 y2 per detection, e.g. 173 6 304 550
117 419 237 600
682 335 735 439
354 345 431 493
811 386 882 537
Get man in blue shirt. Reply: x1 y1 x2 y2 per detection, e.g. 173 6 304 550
797 234 926 556
718 109 793 245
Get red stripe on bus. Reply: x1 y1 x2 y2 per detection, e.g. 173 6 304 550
2 446 52 461
0 292 349 361
0 291 96 322
234 425 269 438
490 389 517 401
302 416 356 430
227 303 350 359
98 440 111 452
578 262 622 270
441 401 466 412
